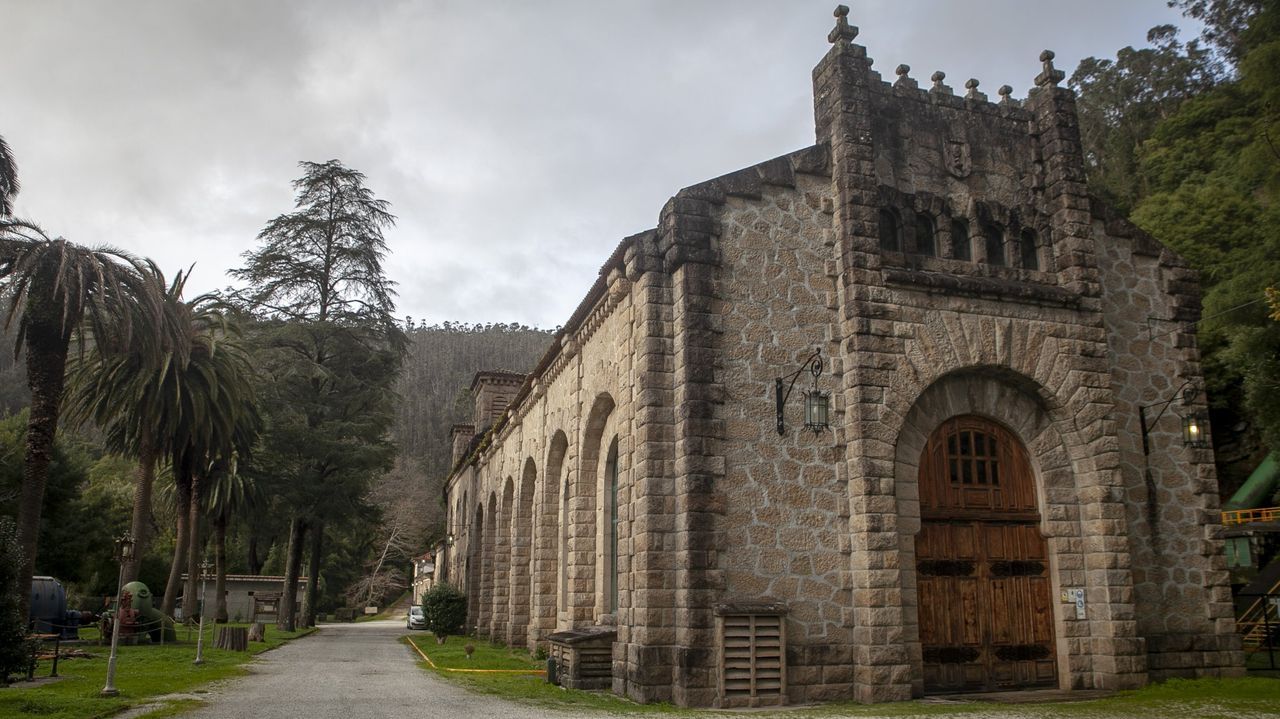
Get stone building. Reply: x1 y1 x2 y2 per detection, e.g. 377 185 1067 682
440 7 1243 707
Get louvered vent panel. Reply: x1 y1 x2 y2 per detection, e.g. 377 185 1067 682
720 613 785 707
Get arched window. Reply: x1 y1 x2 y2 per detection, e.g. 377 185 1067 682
984 225 1006 266
879 209 901 252
951 219 971 261
915 213 936 257
605 437 620 613
1020 229 1039 270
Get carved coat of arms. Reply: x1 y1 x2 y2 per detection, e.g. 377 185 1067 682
945 139 971 178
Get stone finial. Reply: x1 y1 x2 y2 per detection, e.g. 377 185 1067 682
828 5 859 44
964 78 987 102
1035 49 1065 87
997 84 1018 107
929 70 953 95
893 63 918 90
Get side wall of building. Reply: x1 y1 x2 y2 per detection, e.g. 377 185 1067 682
1096 212 1244 677
717 175 856 703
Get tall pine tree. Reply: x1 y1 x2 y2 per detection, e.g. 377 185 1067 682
232 160 403 629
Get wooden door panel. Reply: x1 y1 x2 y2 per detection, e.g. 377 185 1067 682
916 415 1058 694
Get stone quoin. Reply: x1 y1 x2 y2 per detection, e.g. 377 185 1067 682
437 6 1244 708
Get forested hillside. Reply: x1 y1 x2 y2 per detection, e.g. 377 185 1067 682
392 321 553 481
1070 0 1279 494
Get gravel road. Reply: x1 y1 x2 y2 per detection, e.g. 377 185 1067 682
174 619 1275 719
185 619 586 719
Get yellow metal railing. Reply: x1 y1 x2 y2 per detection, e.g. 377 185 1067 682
1221 507 1280 526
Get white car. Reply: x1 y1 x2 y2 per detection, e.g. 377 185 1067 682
406 606 426 630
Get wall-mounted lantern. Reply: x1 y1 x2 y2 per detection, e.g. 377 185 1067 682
1183 411 1209 448
1139 380 1208 456
776 349 829 436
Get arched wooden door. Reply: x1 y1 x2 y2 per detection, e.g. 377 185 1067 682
916 415 1057 693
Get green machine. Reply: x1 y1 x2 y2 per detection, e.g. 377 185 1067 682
1224 453 1280 569
105 581 171 643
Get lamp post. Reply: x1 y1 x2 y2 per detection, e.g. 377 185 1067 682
193 557 212 665
101 532 135 697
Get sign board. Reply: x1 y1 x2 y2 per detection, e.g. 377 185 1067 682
1061 588 1086 619
364 606 378 615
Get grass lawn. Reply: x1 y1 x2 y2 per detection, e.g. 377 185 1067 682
0 622 315 719
406 633 693 713
405 633 1280 718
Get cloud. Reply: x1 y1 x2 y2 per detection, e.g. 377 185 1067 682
1 0 1198 327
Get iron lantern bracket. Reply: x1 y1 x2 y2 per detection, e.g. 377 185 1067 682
1138 379 1196 456
775 350 824 436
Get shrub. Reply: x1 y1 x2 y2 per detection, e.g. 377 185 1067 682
420 582 467 644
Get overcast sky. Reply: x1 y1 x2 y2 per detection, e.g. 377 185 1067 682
3 1 1198 328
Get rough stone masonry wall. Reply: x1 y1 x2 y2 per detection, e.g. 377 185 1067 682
618 230 678 703
444 275 639 649
716 175 856 704
814 22 915 703
660 141 833 706
815 13 1155 698
1095 211 1245 677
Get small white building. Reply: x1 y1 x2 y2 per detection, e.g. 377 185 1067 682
180 574 307 622
411 553 436 605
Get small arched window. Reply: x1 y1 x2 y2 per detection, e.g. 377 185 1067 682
951 219 971 261
879 209 901 252
1020 229 1039 271
984 225 1006 266
915 213 936 257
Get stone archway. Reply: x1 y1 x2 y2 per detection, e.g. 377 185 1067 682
539 430 567 638
916 414 1056 692
479 492 497 635
509 459 535 647
492 479 513 639
468 503 484 631
572 393 614 624
892 371 1099 695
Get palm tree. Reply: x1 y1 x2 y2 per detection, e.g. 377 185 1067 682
206 463 257 622
0 134 18 217
0 220 157 614
64 266 207 584
154 300 259 620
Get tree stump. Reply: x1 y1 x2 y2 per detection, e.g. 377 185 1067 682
215 626 248 651
247 622 266 642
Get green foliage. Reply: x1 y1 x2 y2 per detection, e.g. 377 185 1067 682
231 159 405 619
0 622 314 716
1127 0 1280 453
0 517 35 682
1070 24 1219 212
0 411 130 598
419 582 467 641
1171 0 1265 64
